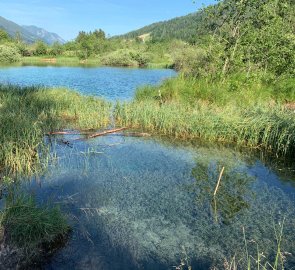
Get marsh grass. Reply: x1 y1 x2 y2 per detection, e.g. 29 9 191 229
0 84 111 266
0 84 111 176
116 75 295 158
223 222 286 270
0 192 69 264
22 56 101 66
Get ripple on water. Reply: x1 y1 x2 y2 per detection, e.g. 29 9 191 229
0 66 176 100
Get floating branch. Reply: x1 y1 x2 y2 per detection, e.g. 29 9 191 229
87 127 128 139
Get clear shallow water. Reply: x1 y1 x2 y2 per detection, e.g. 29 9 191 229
24 135 295 270
2 65 294 269
0 66 176 100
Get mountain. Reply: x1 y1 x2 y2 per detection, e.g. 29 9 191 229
0 16 37 43
22 25 65 45
0 16 65 44
118 12 205 43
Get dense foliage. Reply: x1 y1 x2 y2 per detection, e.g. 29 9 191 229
201 0 295 77
0 0 294 75
0 44 21 63
117 12 204 43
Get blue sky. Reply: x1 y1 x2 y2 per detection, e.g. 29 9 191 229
0 0 216 41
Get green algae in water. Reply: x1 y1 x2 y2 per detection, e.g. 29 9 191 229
28 136 295 270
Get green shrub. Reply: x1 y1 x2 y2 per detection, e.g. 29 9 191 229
100 49 150 67
33 41 48 56
0 44 21 63
172 44 218 77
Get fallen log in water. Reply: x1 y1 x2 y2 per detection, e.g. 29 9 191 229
87 127 128 138
47 128 151 140
47 131 75 135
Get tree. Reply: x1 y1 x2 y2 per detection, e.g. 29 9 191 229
93 29 106 40
0 44 21 63
34 40 47 56
0 29 10 43
49 42 64 56
201 0 295 77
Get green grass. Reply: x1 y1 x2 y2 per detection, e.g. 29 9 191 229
22 56 101 66
21 55 173 69
0 193 69 263
0 84 111 266
0 84 111 176
135 75 295 106
223 222 286 270
116 75 295 158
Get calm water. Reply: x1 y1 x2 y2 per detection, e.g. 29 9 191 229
1 65 294 269
0 66 176 100
24 134 295 270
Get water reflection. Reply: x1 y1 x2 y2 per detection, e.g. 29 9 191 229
24 135 295 269
190 157 254 224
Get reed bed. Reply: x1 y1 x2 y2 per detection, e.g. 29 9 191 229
115 100 295 157
0 84 111 176
116 74 295 158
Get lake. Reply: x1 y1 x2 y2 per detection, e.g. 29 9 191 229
1 65 295 269
0 65 176 100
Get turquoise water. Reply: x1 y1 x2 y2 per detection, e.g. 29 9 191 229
24 134 295 270
0 66 176 100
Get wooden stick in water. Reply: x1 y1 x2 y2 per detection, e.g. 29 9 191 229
87 127 128 139
214 167 225 196
48 127 128 138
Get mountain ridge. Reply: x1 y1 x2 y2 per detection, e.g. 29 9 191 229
22 25 65 44
0 15 65 44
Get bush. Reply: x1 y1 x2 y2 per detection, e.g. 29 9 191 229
172 45 217 77
33 41 48 56
0 44 21 63
100 49 150 67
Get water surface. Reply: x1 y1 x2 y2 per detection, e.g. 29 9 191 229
25 135 295 270
0 66 176 100
1 65 294 269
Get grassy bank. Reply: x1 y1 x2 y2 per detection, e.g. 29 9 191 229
0 84 111 267
115 75 295 157
21 55 173 69
22 56 101 66
0 84 111 176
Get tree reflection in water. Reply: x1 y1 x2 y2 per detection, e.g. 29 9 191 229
190 156 255 225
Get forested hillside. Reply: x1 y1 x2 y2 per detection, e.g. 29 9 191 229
118 12 204 43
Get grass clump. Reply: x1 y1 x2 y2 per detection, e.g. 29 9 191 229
0 193 69 265
0 84 111 176
0 84 112 266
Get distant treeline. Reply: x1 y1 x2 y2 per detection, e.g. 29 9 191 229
0 0 294 76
